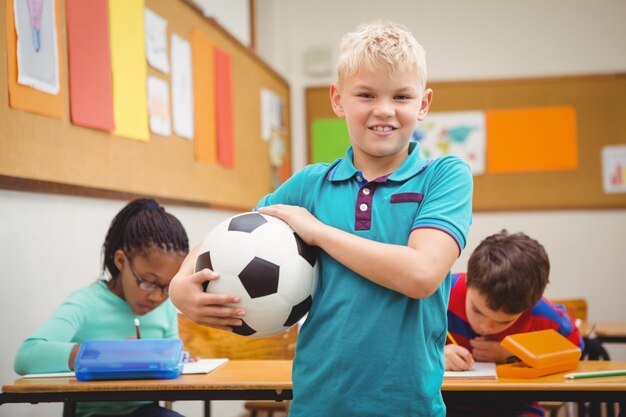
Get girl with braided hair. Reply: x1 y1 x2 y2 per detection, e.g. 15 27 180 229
15 198 189 417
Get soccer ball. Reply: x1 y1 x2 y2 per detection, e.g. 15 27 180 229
194 212 318 338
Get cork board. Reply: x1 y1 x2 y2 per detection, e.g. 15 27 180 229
0 0 290 210
306 74 626 211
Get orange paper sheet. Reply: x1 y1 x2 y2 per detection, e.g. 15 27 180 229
486 106 577 173
5 0 64 118
214 47 234 167
66 0 114 130
191 30 216 164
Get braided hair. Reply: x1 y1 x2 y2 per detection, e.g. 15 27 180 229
102 198 189 280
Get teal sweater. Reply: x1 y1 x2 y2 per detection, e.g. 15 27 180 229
14 280 178 417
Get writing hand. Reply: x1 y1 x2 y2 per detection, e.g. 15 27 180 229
444 344 475 371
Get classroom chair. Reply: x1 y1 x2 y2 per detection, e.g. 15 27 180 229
176 314 298 417
548 298 618 417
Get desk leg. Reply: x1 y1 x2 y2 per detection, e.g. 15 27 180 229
62 401 76 417
204 400 211 417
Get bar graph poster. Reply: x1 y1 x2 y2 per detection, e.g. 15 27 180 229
602 145 626 194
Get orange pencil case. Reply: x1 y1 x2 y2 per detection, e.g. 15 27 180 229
496 329 581 379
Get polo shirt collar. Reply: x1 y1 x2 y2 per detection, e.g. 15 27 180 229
328 141 429 182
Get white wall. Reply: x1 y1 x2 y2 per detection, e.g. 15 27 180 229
188 0 251 47
2 1 626 416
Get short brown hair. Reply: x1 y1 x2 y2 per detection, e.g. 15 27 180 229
466 230 550 315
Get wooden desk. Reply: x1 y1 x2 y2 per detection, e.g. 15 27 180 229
443 361 626 403
2 360 626 411
595 322 626 344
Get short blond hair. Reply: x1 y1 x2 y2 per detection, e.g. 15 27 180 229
336 21 427 91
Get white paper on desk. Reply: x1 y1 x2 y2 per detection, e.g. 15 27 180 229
182 358 228 374
23 371 75 378
22 358 228 378
444 362 497 378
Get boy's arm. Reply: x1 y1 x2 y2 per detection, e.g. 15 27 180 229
469 337 513 363
168 244 247 329
258 204 458 299
549 301 584 349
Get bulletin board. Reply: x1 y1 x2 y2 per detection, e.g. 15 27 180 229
306 74 626 211
0 0 290 211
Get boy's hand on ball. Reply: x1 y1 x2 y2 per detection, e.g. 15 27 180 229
170 267 246 331
258 205 323 246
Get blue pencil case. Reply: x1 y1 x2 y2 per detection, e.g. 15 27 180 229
74 338 186 381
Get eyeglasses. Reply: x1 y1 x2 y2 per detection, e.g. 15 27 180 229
127 257 169 295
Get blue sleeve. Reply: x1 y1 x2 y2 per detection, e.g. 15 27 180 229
413 156 473 252
532 300 584 350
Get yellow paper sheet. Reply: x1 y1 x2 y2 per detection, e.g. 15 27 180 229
108 0 149 141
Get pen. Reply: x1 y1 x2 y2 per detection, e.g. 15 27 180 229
564 369 626 379
134 318 141 339
447 331 458 345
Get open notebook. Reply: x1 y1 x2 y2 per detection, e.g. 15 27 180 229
22 358 229 378
444 361 497 378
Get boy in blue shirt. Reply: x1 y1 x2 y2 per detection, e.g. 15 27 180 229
170 21 473 416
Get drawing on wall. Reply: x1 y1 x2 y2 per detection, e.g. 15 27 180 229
412 111 486 175
144 8 169 74
602 145 626 194
14 0 60 94
171 33 194 140
147 76 171 137
260 89 282 141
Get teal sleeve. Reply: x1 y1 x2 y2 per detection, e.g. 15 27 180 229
413 156 473 252
14 293 87 375
256 163 330 209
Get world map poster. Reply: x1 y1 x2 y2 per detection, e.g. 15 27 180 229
413 111 486 176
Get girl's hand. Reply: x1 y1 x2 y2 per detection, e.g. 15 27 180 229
258 205 324 246
68 344 80 371
169 267 246 331
444 344 475 371
469 337 512 363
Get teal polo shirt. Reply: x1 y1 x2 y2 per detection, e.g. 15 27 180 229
257 142 472 417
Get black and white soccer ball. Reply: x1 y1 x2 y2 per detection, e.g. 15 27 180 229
194 212 318 338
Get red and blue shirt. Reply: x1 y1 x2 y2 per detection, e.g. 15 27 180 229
446 273 583 417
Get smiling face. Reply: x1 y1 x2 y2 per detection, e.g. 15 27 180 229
330 65 432 177
465 287 522 336
109 245 185 316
